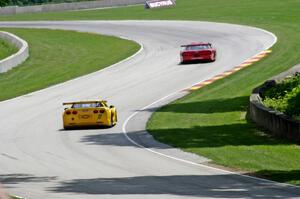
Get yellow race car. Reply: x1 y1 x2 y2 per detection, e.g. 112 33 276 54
62 100 117 129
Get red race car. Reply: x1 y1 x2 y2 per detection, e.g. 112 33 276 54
180 42 216 63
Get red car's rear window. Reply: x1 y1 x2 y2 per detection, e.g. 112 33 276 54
185 45 211 51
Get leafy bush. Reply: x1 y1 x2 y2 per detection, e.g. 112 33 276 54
263 73 300 119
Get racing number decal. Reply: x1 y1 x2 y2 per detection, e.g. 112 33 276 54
97 113 103 120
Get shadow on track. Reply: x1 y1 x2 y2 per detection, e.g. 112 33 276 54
80 130 171 149
0 174 57 187
48 174 300 198
179 59 215 65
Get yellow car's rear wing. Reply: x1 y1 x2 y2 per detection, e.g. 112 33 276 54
63 100 107 105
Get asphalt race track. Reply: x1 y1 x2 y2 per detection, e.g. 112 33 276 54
0 21 300 199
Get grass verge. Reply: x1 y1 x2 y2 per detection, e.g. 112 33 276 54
0 0 299 185
143 0 300 186
0 38 18 60
0 28 139 101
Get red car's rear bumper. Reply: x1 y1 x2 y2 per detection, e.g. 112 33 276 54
181 54 212 62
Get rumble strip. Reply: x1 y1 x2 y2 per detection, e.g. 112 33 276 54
184 49 272 92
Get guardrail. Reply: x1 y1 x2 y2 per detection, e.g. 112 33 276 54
0 31 29 73
248 64 300 143
0 0 146 15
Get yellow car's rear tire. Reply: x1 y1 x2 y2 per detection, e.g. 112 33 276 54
63 126 69 130
110 114 115 127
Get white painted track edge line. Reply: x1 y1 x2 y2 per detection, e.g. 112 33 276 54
181 26 278 92
0 36 144 105
122 28 300 189
1 21 294 189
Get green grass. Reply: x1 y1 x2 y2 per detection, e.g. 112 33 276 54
0 0 300 185
0 0 298 24
0 28 139 101
143 0 300 186
0 38 18 60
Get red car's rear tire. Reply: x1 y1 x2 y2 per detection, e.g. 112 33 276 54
211 52 216 62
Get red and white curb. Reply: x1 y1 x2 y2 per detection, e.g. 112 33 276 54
122 27 300 190
184 49 272 92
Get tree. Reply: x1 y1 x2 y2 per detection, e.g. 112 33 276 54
0 0 9 7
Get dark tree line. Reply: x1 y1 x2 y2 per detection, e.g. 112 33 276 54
0 0 9 7
1 0 90 7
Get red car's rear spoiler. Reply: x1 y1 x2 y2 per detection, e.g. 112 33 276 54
181 43 211 47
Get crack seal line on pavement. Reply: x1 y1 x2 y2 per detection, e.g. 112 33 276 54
122 66 300 190
122 29 299 189
122 86 300 190
0 35 144 105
